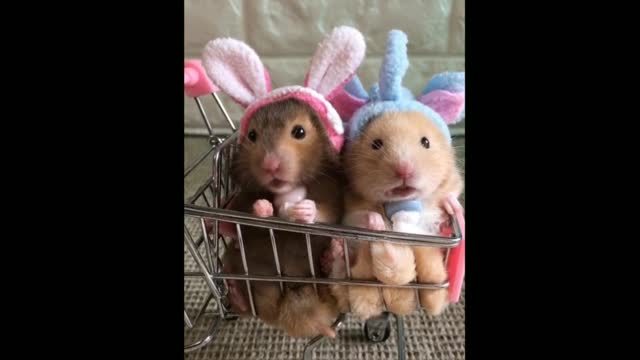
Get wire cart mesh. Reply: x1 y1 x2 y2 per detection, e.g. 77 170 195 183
184 60 464 359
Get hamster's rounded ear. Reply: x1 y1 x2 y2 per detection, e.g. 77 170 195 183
418 72 465 124
329 75 368 121
202 38 272 108
378 30 410 101
304 26 366 100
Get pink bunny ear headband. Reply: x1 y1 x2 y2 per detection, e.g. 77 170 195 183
202 26 366 152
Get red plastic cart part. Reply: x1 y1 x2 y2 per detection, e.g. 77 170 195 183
444 194 465 303
184 59 219 98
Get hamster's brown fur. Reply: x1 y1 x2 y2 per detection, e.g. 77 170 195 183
221 98 344 337
231 98 342 223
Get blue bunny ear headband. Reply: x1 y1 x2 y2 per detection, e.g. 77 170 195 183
331 30 465 145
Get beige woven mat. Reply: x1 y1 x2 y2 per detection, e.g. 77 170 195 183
184 240 465 360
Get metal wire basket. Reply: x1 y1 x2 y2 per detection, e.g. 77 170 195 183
183 61 463 359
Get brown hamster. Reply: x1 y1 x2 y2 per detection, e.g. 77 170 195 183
338 110 462 318
221 98 344 338
231 98 343 224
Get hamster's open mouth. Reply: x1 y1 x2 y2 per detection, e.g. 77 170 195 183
386 185 417 198
269 179 289 189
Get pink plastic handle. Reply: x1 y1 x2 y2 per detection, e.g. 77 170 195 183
445 194 465 303
184 59 219 98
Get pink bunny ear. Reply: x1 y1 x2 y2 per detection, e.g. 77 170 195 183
202 38 272 108
304 26 366 100
329 74 369 120
330 87 368 120
184 59 219 98
418 90 465 125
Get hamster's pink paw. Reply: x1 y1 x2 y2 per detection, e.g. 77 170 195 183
364 212 386 231
227 280 248 313
314 322 337 338
253 199 274 218
218 221 237 238
321 238 345 274
330 238 345 258
320 254 333 275
204 218 213 233
290 199 317 224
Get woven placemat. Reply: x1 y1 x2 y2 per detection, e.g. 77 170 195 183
184 252 465 360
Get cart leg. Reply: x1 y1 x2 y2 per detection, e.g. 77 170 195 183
302 313 345 360
395 314 406 360
184 309 194 329
184 315 222 353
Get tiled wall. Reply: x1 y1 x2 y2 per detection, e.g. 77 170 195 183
185 0 465 134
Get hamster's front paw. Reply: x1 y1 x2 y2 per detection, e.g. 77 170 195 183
290 199 317 223
364 212 386 231
226 279 249 313
253 199 274 218
321 238 344 275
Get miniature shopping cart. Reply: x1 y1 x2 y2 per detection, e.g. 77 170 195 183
183 60 465 360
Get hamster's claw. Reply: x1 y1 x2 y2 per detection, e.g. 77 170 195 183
315 323 337 338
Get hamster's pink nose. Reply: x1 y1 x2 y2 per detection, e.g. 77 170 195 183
262 154 281 173
394 163 415 179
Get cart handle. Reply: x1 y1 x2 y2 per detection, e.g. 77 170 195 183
445 194 465 303
184 59 219 98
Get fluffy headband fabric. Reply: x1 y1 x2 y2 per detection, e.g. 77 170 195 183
202 26 366 152
330 30 465 145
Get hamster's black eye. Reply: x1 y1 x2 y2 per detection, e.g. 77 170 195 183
291 125 306 140
372 139 383 150
421 136 430 149
248 130 257 142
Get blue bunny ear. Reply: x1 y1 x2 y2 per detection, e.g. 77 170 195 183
343 75 369 100
422 72 465 95
378 30 409 101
